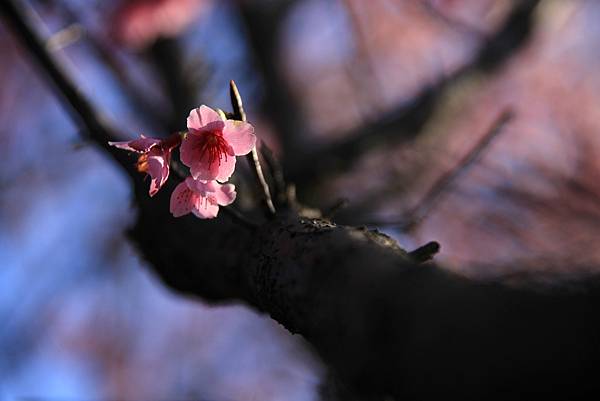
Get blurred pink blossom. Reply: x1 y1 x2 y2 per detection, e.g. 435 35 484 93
113 0 210 49
170 176 236 218
109 133 180 196
180 105 256 182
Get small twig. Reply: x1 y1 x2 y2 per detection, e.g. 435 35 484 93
420 0 487 39
407 241 440 263
323 198 349 219
46 23 84 51
371 109 514 230
259 142 288 207
230 80 276 216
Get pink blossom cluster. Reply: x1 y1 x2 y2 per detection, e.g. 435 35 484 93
110 105 256 218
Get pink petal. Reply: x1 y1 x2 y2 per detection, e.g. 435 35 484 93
188 178 211 193
146 153 169 197
169 181 196 217
179 133 201 170
109 140 138 151
214 183 237 206
109 135 160 152
186 144 235 182
214 148 236 182
187 105 223 130
189 153 221 181
223 120 256 156
192 197 219 219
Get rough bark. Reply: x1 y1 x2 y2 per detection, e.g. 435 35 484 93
132 184 600 399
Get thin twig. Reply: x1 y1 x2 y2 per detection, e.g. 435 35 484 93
259 143 288 207
323 198 349 219
420 0 487 38
230 80 276 216
407 241 440 263
372 109 514 231
46 23 84 51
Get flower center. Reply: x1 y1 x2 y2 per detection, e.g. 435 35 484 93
199 131 229 166
136 153 149 173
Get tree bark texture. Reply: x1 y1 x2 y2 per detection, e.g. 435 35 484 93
131 178 600 400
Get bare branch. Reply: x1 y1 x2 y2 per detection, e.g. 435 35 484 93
371 109 513 231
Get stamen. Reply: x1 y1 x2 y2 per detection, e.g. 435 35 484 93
136 154 149 173
198 131 229 168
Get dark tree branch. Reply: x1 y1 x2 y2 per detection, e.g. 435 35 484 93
4 1 600 400
148 37 203 132
235 0 308 168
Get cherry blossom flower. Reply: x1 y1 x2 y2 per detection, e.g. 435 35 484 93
180 105 256 182
109 134 180 196
112 0 210 49
170 177 236 218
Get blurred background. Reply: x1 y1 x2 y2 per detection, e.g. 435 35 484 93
2 0 600 399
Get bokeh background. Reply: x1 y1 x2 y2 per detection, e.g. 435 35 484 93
2 0 600 399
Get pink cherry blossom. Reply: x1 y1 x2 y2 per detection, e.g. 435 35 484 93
170 177 236 218
180 105 256 182
109 133 181 196
112 0 210 49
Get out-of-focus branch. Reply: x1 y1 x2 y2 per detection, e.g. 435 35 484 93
148 37 203 132
235 0 307 168
53 1 169 131
365 109 513 230
421 0 488 38
289 0 540 187
0 0 135 177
